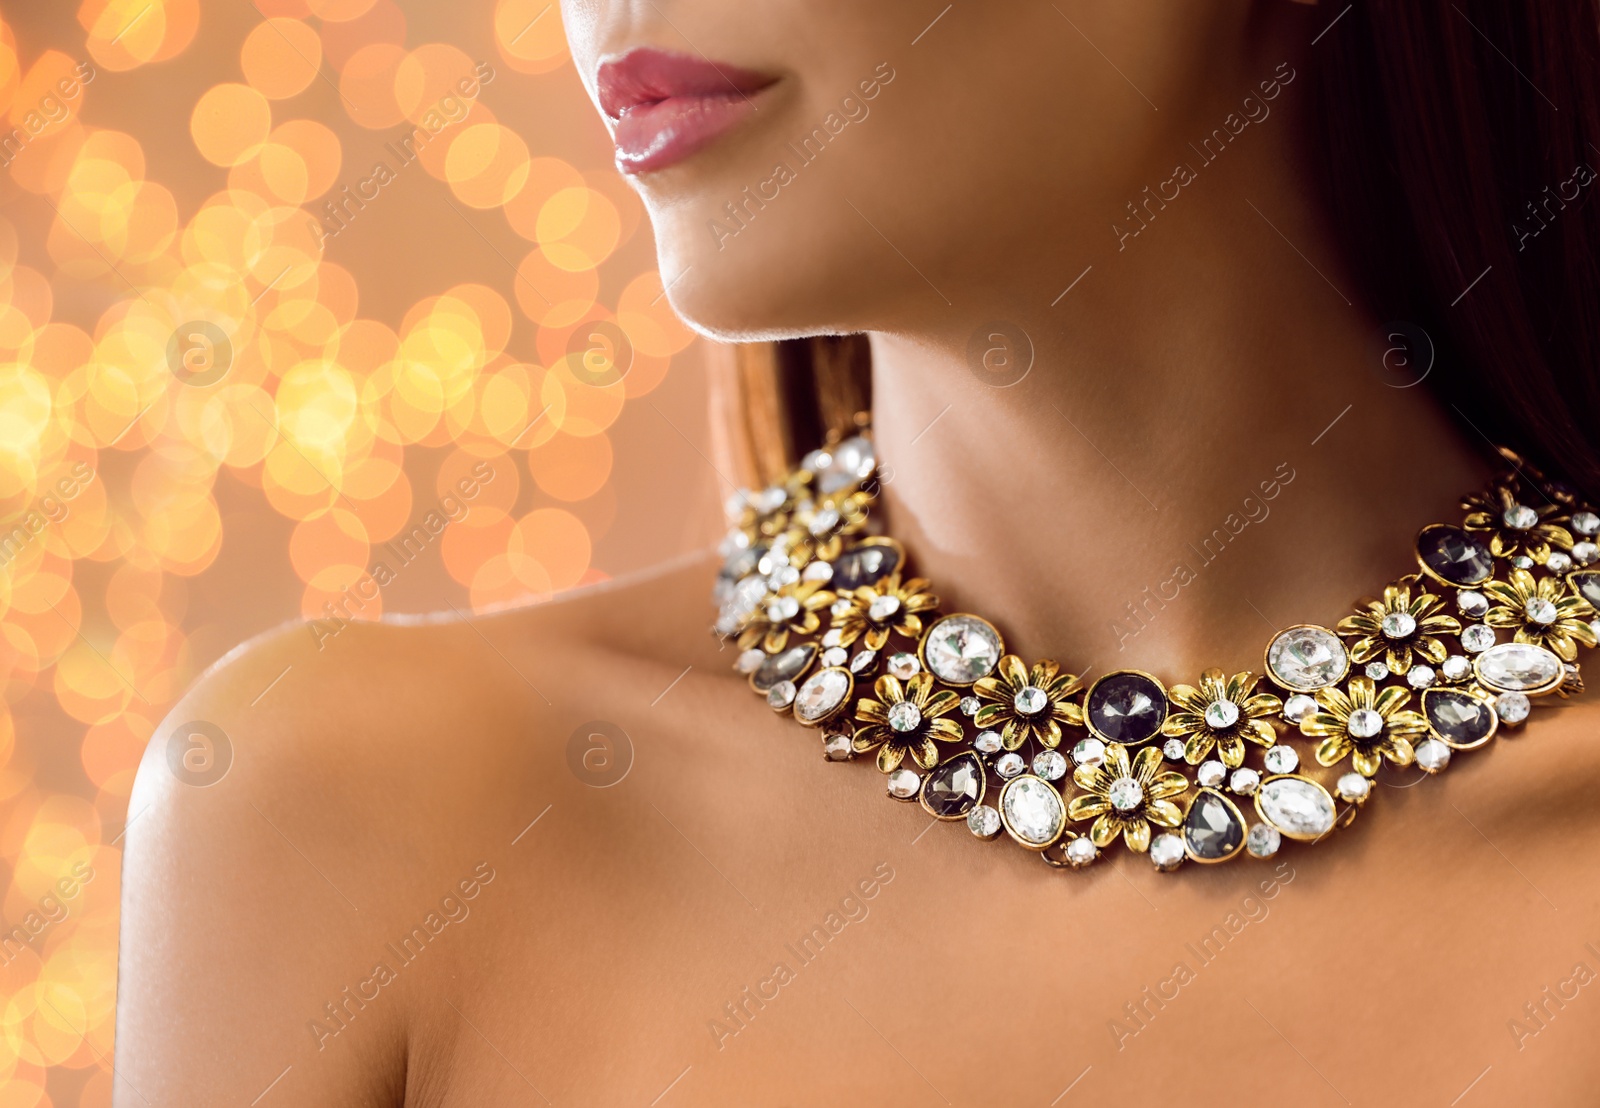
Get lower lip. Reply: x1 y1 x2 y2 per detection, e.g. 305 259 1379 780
612 90 764 174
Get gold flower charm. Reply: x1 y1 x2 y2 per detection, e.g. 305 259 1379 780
1067 743 1188 852
732 477 807 544
1303 676 1427 777
1160 669 1281 768
737 579 834 654
827 573 938 651
784 487 874 564
1482 567 1597 661
972 656 1085 750
1462 483 1573 563
1335 579 1461 675
852 672 963 773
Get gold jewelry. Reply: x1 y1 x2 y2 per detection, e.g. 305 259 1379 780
711 430 1599 871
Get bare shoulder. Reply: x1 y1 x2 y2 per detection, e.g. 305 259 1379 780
114 550 725 1107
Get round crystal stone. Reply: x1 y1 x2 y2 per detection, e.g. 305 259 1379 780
1197 760 1226 787
1496 692 1531 724
1525 597 1559 625
1257 776 1337 839
1416 525 1494 585
802 560 834 582
1014 685 1049 716
888 701 922 732
1032 750 1068 781
1205 699 1240 729
736 648 765 674
849 650 877 674
1457 591 1489 618
1547 552 1573 574
995 752 1026 778
1336 772 1370 801
1246 823 1282 858
887 652 919 679
756 486 787 513
766 595 800 623
1000 776 1065 847
1263 745 1299 774
959 695 981 717
1085 672 1169 743
1163 738 1186 760
886 768 921 800
1072 737 1107 768
1513 556 1534 570
823 732 853 760
967 804 1002 840
820 647 848 668
1347 707 1384 739
1065 836 1099 867
1230 768 1261 795
829 599 852 618
1149 833 1186 871
1407 664 1436 689
796 669 851 722
974 730 1003 753
767 681 797 709
1461 624 1496 653
1381 611 1417 639
766 566 800 592
1474 641 1564 693
822 629 846 649
1415 737 1451 773
1365 662 1390 681
808 507 841 536
921 614 1002 684
1575 511 1600 535
1503 504 1539 530
1441 655 1472 681
1108 776 1145 812
1283 694 1317 723
868 594 902 621
1266 626 1348 691
1576 541 1599 565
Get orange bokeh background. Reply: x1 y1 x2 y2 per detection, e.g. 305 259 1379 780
0 3 721 1103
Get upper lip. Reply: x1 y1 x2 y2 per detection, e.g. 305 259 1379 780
596 47 776 121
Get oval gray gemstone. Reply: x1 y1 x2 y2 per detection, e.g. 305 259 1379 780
1570 570 1600 609
921 753 985 819
1423 688 1497 749
1086 671 1168 744
751 643 817 692
831 541 904 590
1416 524 1493 585
1182 788 1245 861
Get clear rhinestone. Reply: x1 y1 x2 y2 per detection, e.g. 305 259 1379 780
1263 745 1299 774
1230 768 1261 795
1108 776 1145 811
868 594 901 621
1503 504 1539 530
1204 699 1240 729
1197 760 1226 787
921 615 1003 684
886 652 919 679
1576 541 1599 565
1065 837 1099 867
886 768 921 799
823 732 853 760
808 507 841 536
1266 626 1348 691
999 776 1065 846
736 649 765 674
1381 611 1417 639
1593 618 1600 640
1495 691 1530 724
1574 511 1600 536
1162 738 1186 760
995 752 1026 778
1257 776 1337 839
756 486 787 513
822 628 846 648
1457 591 1489 618
766 566 800 591
1032 750 1068 781
766 595 800 623
1283 694 1317 723
1365 661 1390 681
973 730 1003 754
959 695 981 716
802 560 834 582
1246 823 1281 858
1461 624 1496 652
1407 664 1436 689
1512 555 1535 570
967 804 1002 840
1071 737 1107 768
1336 772 1370 801
795 669 851 722
850 650 878 674
1415 738 1451 773
1441 655 1471 681
1474 641 1564 693
1525 597 1558 625
888 701 922 732
1347 707 1384 739
767 681 796 708
829 599 852 618
1547 551 1573 574
820 647 848 667
1149 833 1185 871
1014 685 1049 715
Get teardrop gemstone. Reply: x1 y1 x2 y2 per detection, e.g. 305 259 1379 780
830 538 904 590
1415 524 1493 585
1422 688 1498 749
1569 570 1600 609
920 753 986 820
751 643 817 693
1182 788 1246 862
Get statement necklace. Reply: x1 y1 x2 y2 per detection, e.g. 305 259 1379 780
711 429 1600 871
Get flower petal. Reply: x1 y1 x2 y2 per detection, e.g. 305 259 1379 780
1122 819 1152 853
1147 799 1183 828
1068 793 1109 821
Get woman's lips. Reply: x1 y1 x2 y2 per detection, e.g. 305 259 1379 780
597 48 776 174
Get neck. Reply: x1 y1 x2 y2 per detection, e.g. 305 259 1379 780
867 132 1486 681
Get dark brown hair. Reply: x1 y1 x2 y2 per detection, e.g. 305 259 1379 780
721 2 1600 490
